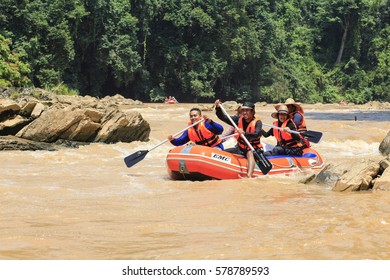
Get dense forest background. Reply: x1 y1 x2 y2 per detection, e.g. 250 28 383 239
1 0 389 103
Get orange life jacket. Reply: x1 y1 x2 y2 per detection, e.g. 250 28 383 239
273 120 303 148
291 111 310 147
187 120 222 147
292 111 307 132
234 116 263 151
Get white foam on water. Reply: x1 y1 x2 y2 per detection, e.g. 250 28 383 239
318 139 381 157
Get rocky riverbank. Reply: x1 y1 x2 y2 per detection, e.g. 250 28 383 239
0 87 150 150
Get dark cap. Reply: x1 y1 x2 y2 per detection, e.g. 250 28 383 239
241 101 255 110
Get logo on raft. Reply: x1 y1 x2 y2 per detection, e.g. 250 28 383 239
211 153 232 163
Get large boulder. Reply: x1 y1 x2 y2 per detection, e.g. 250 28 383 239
30 102 45 118
59 116 102 142
379 131 390 156
0 99 20 112
15 104 150 143
0 99 20 121
311 162 348 187
0 115 32 135
94 109 150 143
372 157 390 191
333 159 380 191
19 99 39 117
16 105 90 142
373 168 390 191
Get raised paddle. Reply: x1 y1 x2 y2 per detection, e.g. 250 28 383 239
262 124 323 143
124 118 204 168
219 104 272 175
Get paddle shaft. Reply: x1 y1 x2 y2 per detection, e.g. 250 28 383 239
124 118 205 168
149 118 204 152
220 133 239 141
263 123 302 135
219 105 258 151
262 123 322 143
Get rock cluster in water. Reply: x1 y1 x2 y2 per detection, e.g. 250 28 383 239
309 132 390 191
0 87 150 150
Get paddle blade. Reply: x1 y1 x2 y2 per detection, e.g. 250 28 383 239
253 151 273 175
124 150 149 168
301 130 323 143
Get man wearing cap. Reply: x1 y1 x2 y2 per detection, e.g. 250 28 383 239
262 104 304 156
214 100 264 178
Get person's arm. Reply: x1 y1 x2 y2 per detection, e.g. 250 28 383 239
292 113 303 126
223 126 235 136
169 130 190 146
215 106 239 126
261 128 274 138
286 121 301 141
244 120 263 141
204 119 224 134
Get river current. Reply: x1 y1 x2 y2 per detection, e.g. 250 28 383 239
1 103 389 260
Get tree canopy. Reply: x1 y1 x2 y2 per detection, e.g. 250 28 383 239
1 0 389 103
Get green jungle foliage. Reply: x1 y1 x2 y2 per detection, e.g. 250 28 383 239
0 0 389 103
0 35 31 87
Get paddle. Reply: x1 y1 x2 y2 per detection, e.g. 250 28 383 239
219 104 272 175
263 124 322 143
220 133 239 141
124 118 204 168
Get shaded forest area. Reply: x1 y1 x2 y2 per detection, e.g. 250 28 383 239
1 0 389 103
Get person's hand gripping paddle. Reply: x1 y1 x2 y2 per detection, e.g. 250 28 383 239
124 118 203 168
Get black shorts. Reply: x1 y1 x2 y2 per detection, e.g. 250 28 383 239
224 145 264 158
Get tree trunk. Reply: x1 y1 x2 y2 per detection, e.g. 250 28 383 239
335 14 350 65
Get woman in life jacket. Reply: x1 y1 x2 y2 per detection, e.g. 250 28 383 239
215 100 264 178
262 104 305 157
284 98 310 147
168 108 224 150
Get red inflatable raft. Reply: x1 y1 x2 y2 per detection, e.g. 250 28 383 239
166 145 324 180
